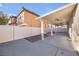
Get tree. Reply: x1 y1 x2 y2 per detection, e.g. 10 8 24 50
0 11 9 25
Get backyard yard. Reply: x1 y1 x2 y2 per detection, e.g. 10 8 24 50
0 25 77 56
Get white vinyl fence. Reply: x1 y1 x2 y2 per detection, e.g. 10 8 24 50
0 25 13 43
0 25 50 43
0 25 67 43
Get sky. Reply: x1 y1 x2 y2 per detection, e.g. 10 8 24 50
0 3 67 16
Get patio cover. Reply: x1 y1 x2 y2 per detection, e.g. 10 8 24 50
36 4 77 25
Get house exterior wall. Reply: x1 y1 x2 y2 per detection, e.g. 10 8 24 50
19 10 49 28
68 4 79 52
8 8 49 28
8 16 17 25
23 10 41 27
17 12 24 25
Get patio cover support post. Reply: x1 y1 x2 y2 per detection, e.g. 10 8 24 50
40 19 44 40
51 24 53 36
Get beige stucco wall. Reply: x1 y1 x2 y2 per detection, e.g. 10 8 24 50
69 4 79 52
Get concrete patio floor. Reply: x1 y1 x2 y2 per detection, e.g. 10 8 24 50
0 32 77 56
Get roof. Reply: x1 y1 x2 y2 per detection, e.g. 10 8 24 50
17 7 40 17
10 16 17 18
36 3 77 19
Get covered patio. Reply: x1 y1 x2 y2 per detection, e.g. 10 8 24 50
36 3 77 40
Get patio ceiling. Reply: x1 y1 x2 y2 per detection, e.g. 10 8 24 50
37 4 77 25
